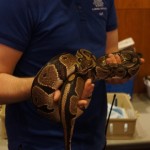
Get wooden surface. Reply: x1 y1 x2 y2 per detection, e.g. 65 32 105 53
115 0 150 9
115 0 150 93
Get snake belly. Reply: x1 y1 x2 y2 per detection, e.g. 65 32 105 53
31 48 141 150
60 73 85 150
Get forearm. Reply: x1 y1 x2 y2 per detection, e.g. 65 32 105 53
0 73 34 104
105 29 118 54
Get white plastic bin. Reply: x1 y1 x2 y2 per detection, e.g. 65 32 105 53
106 93 137 139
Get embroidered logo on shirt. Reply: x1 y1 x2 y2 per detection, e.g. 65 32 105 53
92 0 107 16
93 0 104 8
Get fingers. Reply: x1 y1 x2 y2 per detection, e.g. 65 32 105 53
140 58 145 64
53 90 61 102
54 78 94 100
106 54 121 64
105 53 125 84
78 79 94 110
81 78 94 99
77 100 88 110
53 79 95 111
107 53 145 65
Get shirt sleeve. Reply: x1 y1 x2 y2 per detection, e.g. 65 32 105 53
0 0 34 52
106 0 118 32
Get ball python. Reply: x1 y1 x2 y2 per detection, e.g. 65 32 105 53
31 48 141 150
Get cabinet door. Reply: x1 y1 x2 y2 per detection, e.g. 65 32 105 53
115 0 150 93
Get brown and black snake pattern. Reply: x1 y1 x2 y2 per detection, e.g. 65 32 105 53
31 48 141 150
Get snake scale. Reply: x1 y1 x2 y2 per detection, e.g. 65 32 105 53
31 48 141 150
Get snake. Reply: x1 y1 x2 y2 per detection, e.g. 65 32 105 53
31 48 141 150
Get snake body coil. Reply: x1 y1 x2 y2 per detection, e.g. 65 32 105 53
31 48 141 150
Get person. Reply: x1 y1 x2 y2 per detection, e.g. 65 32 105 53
0 0 144 150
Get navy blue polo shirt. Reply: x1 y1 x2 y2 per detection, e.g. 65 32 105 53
0 0 117 149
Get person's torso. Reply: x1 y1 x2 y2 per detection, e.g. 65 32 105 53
14 0 111 76
3 0 116 149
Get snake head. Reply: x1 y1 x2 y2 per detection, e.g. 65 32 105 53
75 49 96 75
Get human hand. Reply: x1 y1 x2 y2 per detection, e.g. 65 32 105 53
106 53 126 84
106 52 145 65
140 57 145 64
53 79 94 110
106 53 145 84
78 79 94 110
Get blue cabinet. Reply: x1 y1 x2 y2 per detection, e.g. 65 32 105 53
106 78 134 97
